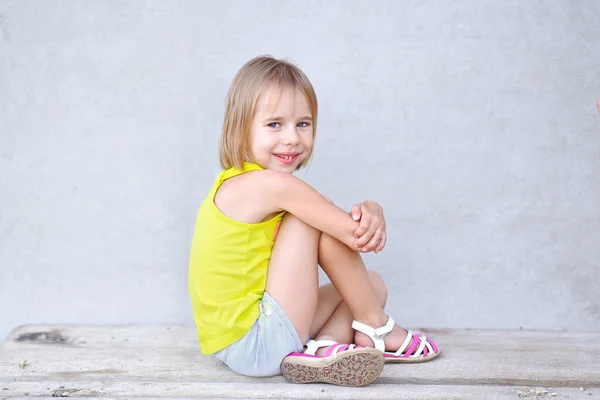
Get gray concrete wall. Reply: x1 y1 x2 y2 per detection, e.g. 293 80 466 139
1 0 599 341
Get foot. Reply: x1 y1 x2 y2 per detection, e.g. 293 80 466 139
355 323 410 350
280 340 385 387
352 316 441 363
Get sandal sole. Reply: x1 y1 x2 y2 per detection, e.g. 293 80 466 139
384 348 442 363
280 348 384 387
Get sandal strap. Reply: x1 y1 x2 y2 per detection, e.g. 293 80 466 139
390 332 436 358
351 315 395 352
413 335 428 357
412 335 435 358
394 329 415 356
304 339 337 356
325 343 358 357
304 340 358 356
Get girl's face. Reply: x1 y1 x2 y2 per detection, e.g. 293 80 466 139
248 86 314 173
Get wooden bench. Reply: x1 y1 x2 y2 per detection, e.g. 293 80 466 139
1 325 598 399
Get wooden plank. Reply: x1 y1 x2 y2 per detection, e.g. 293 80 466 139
0 381 597 399
1 325 599 399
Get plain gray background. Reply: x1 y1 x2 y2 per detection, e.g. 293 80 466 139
1 1 599 341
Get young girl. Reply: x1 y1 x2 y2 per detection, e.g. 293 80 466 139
188 56 440 387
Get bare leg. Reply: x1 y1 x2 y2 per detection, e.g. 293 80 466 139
307 284 343 339
269 215 385 387
316 233 410 350
265 214 320 343
266 214 414 353
311 270 388 353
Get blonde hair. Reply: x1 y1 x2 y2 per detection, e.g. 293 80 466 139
219 56 318 171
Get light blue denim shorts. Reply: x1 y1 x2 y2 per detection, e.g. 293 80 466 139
214 292 304 377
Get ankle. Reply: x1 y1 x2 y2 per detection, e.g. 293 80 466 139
355 312 389 328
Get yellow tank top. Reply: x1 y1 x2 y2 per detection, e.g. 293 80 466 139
188 162 285 354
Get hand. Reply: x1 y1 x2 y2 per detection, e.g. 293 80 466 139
350 200 387 253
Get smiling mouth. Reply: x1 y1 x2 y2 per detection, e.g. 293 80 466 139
274 153 301 163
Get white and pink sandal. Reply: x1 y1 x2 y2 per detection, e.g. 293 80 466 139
280 339 384 387
352 315 441 363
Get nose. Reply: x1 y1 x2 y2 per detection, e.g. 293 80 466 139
282 125 300 145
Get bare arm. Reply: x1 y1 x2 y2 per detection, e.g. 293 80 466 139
260 170 361 251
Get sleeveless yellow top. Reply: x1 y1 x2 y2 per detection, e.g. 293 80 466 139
188 162 285 354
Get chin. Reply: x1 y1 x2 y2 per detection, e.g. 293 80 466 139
279 166 297 173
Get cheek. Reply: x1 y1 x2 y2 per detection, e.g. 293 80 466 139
251 133 277 154
303 132 314 149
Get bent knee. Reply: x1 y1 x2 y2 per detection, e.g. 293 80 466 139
367 270 388 304
276 212 320 242
280 212 312 229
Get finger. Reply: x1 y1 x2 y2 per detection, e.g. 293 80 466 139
365 228 383 251
354 230 373 248
354 220 377 248
354 223 374 246
375 231 387 253
375 230 386 254
350 204 362 221
354 215 372 238
362 227 383 252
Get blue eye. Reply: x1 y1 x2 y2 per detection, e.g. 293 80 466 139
268 122 281 128
297 122 310 128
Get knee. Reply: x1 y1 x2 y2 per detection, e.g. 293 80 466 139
275 212 321 243
280 212 318 233
367 270 387 305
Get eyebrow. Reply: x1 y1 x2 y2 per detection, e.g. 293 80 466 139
262 115 313 122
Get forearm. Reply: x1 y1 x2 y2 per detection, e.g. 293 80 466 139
270 173 360 250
